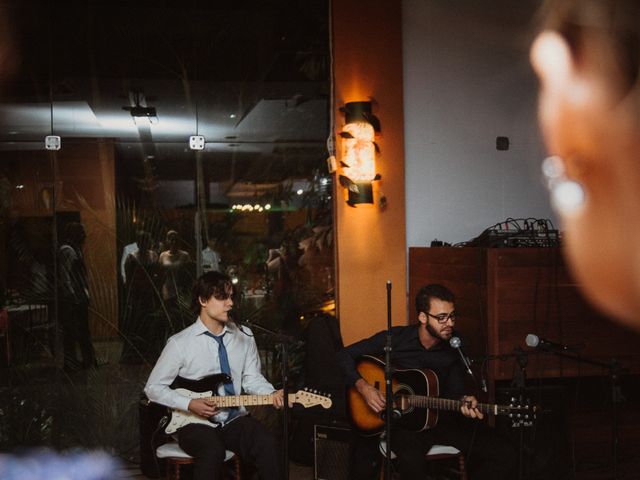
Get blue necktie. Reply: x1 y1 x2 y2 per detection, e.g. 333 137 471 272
204 331 236 396
204 331 239 421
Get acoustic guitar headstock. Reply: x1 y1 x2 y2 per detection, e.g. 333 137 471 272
503 396 538 428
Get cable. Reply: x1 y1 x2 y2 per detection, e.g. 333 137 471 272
150 412 170 476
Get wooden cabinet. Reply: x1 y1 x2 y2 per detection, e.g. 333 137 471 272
409 247 640 477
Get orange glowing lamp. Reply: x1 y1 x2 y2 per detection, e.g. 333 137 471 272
338 101 381 206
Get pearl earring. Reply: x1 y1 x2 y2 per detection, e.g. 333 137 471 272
542 156 586 215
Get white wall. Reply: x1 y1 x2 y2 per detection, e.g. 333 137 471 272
403 0 556 247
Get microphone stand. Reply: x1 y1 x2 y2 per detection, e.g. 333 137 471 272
471 348 538 480
512 348 528 480
383 281 394 480
235 317 297 480
535 348 626 479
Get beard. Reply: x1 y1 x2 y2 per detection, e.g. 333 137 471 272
425 321 451 341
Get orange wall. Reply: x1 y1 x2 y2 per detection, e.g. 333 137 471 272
58 141 118 338
332 0 407 345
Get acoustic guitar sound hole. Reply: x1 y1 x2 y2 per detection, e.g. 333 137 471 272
393 385 413 414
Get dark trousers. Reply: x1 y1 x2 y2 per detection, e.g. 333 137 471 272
178 415 282 480
350 415 517 480
59 301 96 369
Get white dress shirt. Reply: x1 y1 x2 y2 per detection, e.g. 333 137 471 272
144 318 275 425
201 247 221 272
120 242 138 283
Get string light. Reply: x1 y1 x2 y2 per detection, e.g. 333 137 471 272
231 203 272 212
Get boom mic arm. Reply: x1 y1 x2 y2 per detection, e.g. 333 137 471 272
450 336 473 375
525 334 584 352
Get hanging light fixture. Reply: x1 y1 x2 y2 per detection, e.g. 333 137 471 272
122 90 158 124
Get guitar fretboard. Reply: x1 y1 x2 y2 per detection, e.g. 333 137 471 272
204 394 293 408
405 395 507 415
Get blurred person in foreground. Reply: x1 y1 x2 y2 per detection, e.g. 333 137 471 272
531 0 640 330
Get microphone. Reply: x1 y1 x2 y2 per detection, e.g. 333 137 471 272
228 312 253 336
525 334 582 352
449 336 473 376
450 337 487 392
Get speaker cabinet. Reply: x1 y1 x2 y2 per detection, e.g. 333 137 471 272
139 396 170 478
314 424 350 480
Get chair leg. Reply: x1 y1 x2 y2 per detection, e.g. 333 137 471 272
165 454 241 480
458 454 467 480
233 455 241 480
173 460 181 480
165 459 181 480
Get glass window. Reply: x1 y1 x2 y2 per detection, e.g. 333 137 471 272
0 0 333 461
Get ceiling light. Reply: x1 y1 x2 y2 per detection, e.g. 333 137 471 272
123 91 158 124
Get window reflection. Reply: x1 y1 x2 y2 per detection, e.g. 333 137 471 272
0 0 333 461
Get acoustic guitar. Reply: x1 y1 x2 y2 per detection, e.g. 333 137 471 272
348 355 536 436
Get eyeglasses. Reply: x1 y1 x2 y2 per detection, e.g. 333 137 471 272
426 312 456 324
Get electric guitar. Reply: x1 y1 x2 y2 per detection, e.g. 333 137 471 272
348 355 536 436
164 373 332 434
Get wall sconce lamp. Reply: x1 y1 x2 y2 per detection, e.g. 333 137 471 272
338 101 380 206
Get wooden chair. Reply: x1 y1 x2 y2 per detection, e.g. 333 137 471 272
426 444 467 480
380 440 467 480
156 441 241 480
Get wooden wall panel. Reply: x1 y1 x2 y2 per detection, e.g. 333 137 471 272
408 247 486 358
409 247 640 382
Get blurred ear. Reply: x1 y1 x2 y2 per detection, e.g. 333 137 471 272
531 31 574 93
417 312 427 325
531 30 607 163
198 296 208 307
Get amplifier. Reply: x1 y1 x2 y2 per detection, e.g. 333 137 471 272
468 228 560 248
139 396 170 478
313 423 350 480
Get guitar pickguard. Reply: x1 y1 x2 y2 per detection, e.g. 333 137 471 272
165 389 218 434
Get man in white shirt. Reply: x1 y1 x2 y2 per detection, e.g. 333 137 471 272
201 233 222 273
145 271 286 479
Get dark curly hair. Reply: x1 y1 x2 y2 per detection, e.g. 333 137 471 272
415 284 455 315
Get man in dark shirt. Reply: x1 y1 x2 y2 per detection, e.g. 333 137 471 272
337 284 515 480
58 222 96 371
